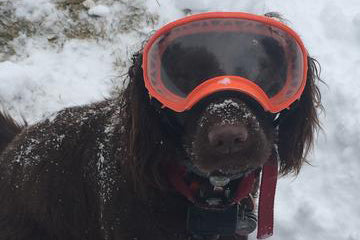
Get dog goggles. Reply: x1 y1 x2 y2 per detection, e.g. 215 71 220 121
143 12 308 113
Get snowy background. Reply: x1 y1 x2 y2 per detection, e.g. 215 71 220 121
1 0 360 239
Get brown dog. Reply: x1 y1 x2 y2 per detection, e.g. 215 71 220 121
0 15 322 240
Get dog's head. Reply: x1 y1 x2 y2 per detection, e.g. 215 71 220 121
121 50 322 195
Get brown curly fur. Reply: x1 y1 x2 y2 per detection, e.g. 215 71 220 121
0 41 322 240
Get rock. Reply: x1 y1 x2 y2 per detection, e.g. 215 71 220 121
82 0 95 9
88 5 110 17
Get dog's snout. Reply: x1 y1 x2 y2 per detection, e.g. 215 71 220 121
208 125 248 154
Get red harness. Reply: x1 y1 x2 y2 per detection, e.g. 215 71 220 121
165 153 278 239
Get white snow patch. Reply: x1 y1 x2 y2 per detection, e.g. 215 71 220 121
14 0 57 22
0 39 114 123
208 99 241 114
218 77 232 85
88 5 111 17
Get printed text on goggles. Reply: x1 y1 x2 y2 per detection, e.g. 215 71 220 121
143 12 308 113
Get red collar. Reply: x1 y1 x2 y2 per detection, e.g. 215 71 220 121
164 152 278 239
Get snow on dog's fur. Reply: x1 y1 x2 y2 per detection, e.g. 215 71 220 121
0 49 322 240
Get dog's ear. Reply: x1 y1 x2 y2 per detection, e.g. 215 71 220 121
277 56 323 175
122 51 175 196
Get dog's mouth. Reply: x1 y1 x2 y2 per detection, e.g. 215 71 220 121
181 138 270 181
182 158 255 181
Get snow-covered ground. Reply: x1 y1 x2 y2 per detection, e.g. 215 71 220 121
1 0 360 239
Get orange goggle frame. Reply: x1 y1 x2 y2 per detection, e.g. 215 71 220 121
143 12 308 113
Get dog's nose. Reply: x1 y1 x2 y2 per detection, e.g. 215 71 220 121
208 125 248 154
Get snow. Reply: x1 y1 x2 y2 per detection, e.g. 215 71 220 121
218 77 232 85
0 39 114 122
1 0 360 239
88 5 110 17
205 100 259 130
208 99 241 113
13 0 57 21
